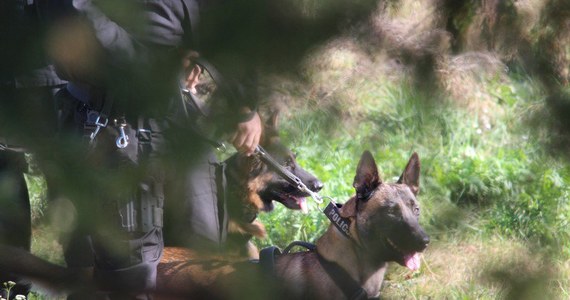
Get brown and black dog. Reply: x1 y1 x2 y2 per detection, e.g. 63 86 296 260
222 112 323 258
164 111 323 259
0 151 428 299
273 150 429 299
157 150 429 299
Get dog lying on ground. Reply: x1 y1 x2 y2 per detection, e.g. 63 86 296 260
157 150 429 299
273 150 429 299
0 151 428 299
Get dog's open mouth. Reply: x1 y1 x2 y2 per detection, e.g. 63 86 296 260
276 192 309 213
387 238 421 271
259 179 316 213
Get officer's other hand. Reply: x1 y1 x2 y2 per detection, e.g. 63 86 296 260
231 109 262 156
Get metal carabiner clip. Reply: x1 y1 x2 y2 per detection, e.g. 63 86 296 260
116 126 129 148
115 122 129 149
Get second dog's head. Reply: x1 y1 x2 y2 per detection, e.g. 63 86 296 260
339 151 429 270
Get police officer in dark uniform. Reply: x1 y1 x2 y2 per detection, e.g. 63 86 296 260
43 1 166 298
138 0 263 253
47 0 261 298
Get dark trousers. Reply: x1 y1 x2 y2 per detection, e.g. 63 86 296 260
0 152 31 299
0 84 62 299
163 143 228 252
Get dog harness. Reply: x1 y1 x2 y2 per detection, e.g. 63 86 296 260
259 242 378 300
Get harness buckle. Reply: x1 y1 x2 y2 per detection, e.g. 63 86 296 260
136 128 152 146
94 115 109 128
86 110 108 127
216 142 227 153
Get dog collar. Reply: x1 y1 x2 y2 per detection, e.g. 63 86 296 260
323 202 352 238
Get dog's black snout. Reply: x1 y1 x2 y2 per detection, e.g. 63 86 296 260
422 235 430 248
412 228 430 251
310 179 324 192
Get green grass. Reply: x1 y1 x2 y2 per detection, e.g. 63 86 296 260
255 70 570 298
18 68 570 299
18 17 570 300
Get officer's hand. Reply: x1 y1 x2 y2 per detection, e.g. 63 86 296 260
231 110 262 156
185 64 201 94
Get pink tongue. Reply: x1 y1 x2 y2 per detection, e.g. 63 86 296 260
404 253 421 271
298 198 309 214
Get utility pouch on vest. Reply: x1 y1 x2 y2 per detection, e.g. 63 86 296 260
117 164 165 235
138 181 164 233
117 118 165 234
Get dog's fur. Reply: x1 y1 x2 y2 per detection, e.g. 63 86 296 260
164 112 323 258
155 151 429 299
222 112 323 258
273 151 429 299
0 151 427 299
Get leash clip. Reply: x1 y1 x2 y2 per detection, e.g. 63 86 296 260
298 183 324 204
86 113 109 142
114 118 129 149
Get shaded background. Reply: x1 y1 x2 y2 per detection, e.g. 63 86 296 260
0 0 569 299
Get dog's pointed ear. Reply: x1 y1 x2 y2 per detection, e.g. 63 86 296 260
353 150 381 201
260 110 280 147
268 109 280 130
397 152 420 195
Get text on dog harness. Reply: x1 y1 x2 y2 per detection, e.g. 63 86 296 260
324 202 351 238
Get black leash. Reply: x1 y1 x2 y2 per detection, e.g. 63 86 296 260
282 241 316 254
254 146 323 203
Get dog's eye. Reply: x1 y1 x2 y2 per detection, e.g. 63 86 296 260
285 157 295 169
408 199 420 216
413 206 420 216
